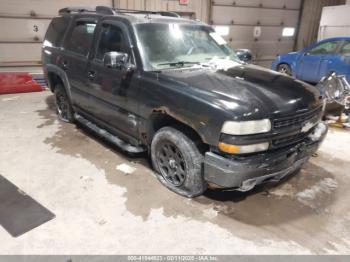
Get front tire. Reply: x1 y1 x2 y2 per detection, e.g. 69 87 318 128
151 127 207 198
54 84 74 123
277 63 292 76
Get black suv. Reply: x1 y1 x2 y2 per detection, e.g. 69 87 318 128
42 6 328 197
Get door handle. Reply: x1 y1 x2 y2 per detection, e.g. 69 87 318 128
88 70 96 81
62 61 69 71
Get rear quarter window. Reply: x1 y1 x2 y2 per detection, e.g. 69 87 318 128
44 16 71 47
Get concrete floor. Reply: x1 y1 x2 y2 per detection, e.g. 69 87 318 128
1 91 350 255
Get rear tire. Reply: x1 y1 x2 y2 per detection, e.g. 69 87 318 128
151 127 207 198
54 84 74 123
277 63 292 76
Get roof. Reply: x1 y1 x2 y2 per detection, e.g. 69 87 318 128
318 37 350 42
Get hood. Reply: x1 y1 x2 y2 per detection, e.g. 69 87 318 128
159 63 322 120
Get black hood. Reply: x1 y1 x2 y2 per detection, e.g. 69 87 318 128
159 64 322 120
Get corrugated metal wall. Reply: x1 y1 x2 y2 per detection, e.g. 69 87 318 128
115 0 209 22
210 0 302 68
318 4 350 40
0 0 209 69
0 0 113 68
295 0 345 50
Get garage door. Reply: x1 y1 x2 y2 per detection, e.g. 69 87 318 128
210 0 302 68
0 0 112 68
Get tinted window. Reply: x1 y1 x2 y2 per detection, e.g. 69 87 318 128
309 41 340 55
340 41 350 56
96 24 126 60
65 21 96 56
45 16 71 47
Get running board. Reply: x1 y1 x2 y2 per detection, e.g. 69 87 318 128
74 113 145 154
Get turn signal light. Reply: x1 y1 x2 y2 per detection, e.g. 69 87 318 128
218 142 241 154
218 142 269 154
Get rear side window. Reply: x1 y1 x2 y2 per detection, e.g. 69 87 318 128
44 16 71 47
309 41 340 55
64 21 96 56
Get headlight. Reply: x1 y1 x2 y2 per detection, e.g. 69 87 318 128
218 142 269 154
221 119 271 135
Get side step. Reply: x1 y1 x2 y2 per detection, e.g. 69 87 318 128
74 113 145 154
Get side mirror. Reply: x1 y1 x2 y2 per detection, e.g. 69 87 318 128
235 49 253 63
103 51 129 69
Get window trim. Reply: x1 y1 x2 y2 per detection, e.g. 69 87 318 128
93 21 131 62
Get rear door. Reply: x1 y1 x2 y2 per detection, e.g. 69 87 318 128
338 40 350 82
296 40 341 83
60 17 97 113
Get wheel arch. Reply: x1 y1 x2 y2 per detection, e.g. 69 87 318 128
146 109 209 151
47 72 64 92
45 65 72 98
277 62 291 68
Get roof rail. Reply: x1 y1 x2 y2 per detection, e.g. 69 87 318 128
58 7 94 15
96 6 116 15
58 6 181 18
115 9 181 18
157 11 181 18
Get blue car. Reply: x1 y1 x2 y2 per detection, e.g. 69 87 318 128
272 37 350 83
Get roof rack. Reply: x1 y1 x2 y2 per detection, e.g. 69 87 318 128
58 6 180 18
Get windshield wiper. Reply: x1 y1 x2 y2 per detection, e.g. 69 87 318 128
157 61 200 67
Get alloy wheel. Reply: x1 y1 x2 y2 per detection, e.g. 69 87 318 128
156 141 187 187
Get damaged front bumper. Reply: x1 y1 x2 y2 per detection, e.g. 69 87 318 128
204 122 328 191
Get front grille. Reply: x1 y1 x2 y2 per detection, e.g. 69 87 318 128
272 132 311 148
273 106 322 130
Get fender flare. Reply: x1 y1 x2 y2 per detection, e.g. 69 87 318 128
45 64 73 100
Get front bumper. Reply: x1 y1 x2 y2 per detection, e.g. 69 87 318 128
204 122 328 191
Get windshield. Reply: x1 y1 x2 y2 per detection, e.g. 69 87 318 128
135 23 240 71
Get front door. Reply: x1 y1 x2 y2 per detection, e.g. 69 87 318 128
86 21 139 141
296 40 341 83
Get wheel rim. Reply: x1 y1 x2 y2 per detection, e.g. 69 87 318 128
156 141 187 187
56 93 69 120
278 66 289 75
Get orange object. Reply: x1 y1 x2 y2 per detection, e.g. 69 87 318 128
218 142 241 154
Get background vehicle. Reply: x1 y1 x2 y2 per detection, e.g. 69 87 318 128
234 49 253 63
43 6 328 198
272 37 350 83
